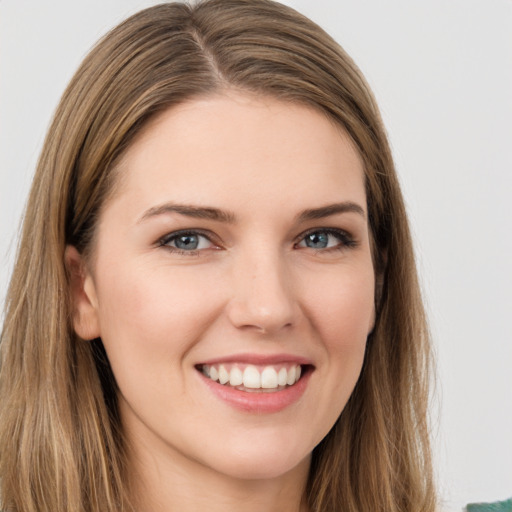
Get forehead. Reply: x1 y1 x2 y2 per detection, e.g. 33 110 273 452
109 92 366 220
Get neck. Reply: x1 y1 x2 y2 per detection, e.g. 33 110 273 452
127 439 311 512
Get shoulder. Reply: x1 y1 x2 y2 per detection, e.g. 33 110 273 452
466 498 512 512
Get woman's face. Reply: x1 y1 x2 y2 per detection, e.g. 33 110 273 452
72 93 375 482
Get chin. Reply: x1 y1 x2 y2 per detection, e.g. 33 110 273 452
217 454 310 482
200 433 313 481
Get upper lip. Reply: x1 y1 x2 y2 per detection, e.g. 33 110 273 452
196 353 314 367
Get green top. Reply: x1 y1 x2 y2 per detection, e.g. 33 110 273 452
466 498 512 512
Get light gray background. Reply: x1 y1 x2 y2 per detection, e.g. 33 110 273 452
1 1 511 510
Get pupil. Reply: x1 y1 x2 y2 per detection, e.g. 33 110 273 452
176 235 198 250
306 232 328 248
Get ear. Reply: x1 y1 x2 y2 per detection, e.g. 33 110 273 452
374 247 387 308
367 306 376 337
369 248 388 336
65 245 101 340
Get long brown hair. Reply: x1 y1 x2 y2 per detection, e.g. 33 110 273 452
0 1 435 511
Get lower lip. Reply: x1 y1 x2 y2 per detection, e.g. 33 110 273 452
198 368 312 413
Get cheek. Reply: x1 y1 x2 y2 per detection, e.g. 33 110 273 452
303 262 375 346
302 261 374 385
289 261 375 444
94 263 223 364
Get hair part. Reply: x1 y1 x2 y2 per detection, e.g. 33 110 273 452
0 1 435 511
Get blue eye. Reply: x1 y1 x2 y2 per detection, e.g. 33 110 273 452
160 231 214 252
304 232 330 249
297 229 354 250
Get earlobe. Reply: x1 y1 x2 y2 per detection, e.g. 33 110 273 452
65 245 101 340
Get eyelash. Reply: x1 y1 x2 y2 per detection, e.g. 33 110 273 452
295 228 357 253
157 228 357 256
157 229 218 256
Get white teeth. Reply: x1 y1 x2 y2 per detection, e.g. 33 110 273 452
218 365 229 385
229 366 243 386
243 365 261 389
261 366 278 388
201 363 304 390
286 366 296 385
278 367 288 386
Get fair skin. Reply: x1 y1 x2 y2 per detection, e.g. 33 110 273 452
68 92 376 512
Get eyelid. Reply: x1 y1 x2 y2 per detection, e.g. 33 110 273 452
155 226 357 255
157 228 221 250
294 227 357 249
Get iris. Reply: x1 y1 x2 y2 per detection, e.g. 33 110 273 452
304 232 330 249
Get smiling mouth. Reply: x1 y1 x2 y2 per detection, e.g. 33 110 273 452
196 363 310 392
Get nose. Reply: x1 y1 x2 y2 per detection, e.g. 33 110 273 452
226 249 299 335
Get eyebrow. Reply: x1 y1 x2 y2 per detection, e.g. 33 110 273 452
297 202 366 222
138 201 366 224
138 203 236 224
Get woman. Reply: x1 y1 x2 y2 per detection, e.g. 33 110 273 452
0 1 435 511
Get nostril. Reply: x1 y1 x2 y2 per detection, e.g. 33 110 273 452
226 303 298 334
